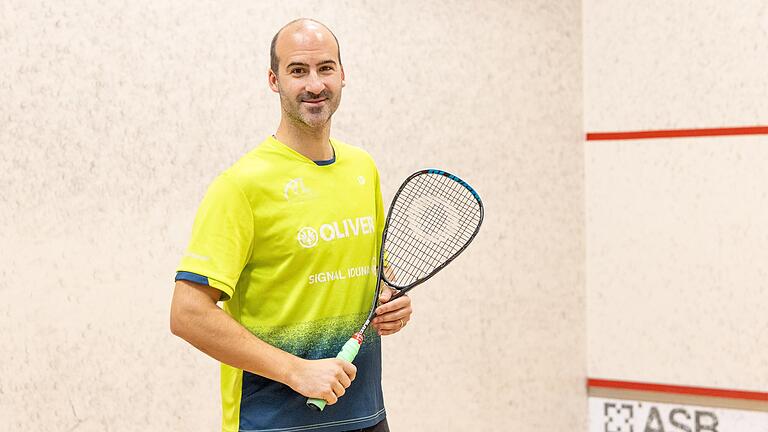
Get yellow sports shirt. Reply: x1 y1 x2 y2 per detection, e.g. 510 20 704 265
176 136 386 432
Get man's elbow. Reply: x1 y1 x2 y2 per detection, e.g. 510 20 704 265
169 305 184 337
169 299 193 338
170 280 219 338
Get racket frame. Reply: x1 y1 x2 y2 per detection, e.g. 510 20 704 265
358 169 484 342
306 168 483 410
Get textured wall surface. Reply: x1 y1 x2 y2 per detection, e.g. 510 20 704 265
585 0 768 392
587 136 768 390
1 1 584 431
584 0 768 131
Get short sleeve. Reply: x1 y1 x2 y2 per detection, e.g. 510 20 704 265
176 174 254 301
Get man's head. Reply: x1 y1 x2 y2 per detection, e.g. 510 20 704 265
270 19 342 76
268 19 345 130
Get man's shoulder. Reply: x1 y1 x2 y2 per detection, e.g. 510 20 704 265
332 138 377 166
201 138 281 201
221 138 281 178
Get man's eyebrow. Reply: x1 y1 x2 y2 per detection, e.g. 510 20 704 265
285 61 309 70
285 60 337 70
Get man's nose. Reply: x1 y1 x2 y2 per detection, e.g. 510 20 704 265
305 72 325 95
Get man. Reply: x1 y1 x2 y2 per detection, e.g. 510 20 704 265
170 19 411 432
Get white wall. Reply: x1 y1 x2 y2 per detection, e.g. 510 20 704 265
585 0 768 392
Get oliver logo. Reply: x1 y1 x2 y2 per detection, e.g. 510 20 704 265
297 216 375 248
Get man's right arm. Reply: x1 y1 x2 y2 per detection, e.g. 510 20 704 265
169 280 356 405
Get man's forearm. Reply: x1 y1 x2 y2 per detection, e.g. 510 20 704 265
170 282 301 387
170 281 357 404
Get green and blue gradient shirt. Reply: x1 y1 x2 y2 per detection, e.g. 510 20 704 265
176 136 386 432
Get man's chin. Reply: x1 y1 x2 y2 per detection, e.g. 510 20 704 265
299 113 331 128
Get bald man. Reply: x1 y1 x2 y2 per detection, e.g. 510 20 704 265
170 19 410 432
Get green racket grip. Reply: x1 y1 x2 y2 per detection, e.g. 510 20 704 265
306 336 362 411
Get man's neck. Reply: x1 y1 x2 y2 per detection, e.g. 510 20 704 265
274 119 334 161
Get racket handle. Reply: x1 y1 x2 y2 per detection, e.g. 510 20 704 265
306 335 363 411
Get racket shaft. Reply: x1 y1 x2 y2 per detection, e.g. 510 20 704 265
306 337 362 411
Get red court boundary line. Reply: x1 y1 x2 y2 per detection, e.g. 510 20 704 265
586 126 768 141
588 378 768 402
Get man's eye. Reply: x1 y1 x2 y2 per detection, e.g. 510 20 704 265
291 68 305 74
320 66 333 72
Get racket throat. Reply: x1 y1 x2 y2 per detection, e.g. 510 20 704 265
357 319 372 338
352 331 364 344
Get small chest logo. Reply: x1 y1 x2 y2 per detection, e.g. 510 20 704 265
284 178 310 200
297 227 319 248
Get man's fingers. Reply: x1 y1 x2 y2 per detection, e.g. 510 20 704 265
332 381 346 398
340 361 357 381
324 389 338 405
373 308 411 324
374 318 409 333
378 286 393 303
335 364 352 388
375 294 410 315
339 372 352 389
374 299 412 323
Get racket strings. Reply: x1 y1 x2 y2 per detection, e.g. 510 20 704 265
387 207 476 282
383 173 482 287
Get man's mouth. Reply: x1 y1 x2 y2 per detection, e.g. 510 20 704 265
301 98 327 105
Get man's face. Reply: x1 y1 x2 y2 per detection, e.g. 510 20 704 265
269 24 345 129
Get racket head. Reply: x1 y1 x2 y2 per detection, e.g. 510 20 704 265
379 169 483 293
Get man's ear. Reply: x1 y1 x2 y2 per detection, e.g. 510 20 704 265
268 68 279 93
341 65 346 88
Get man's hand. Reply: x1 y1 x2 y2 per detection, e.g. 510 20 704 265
372 285 413 336
287 358 357 405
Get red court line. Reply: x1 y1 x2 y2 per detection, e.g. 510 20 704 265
586 126 768 141
588 378 768 402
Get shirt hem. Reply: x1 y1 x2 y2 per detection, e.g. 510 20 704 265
232 408 386 432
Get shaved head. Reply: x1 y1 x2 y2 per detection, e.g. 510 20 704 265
270 18 342 75
267 18 346 130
